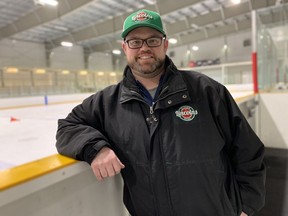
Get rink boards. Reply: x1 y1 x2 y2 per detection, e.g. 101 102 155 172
0 88 255 191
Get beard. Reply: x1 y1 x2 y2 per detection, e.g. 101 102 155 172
128 54 165 78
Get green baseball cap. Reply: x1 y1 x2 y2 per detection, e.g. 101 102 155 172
121 9 166 38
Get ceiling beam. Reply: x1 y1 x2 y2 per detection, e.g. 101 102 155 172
170 12 283 48
89 0 276 52
89 11 277 53
126 0 272 39
0 0 278 50
51 0 203 45
85 0 275 49
0 0 94 39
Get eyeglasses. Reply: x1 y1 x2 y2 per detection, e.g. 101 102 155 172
125 37 166 49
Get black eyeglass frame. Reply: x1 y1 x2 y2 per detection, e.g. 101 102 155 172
124 36 166 49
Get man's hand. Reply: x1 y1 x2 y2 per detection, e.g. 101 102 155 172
240 212 248 216
91 147 125 181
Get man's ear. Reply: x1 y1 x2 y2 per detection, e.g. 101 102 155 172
164 38 169 51
122 41 127 55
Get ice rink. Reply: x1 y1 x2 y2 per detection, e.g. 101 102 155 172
0 90 253 171
0 102 79 170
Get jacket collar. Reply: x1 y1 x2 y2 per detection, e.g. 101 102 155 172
120 56 188 104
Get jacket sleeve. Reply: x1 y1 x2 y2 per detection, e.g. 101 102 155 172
56 93 111 164
215 86 266 215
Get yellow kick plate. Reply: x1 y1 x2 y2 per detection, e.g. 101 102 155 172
0 94 255 191
0 154 76 191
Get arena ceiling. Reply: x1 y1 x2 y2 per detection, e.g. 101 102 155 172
0 0 287 54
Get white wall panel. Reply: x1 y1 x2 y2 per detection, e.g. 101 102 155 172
259 93 288 149
0 39 46 68
50 46 85 70
0 163 129 216
88 52 113 71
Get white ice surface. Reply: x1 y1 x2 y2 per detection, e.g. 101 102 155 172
0 91 253 170
0 103 78 170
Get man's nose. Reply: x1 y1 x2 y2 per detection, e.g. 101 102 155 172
140 41 150 49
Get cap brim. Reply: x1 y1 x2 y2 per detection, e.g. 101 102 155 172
121 24 166 38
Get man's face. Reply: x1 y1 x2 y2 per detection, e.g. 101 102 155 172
122 27 168 78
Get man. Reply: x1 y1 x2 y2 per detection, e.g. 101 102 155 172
56 9 265 216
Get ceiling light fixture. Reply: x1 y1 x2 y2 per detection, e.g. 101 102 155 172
34 69 46 74
143 0 156 5
112 49 121 55
192 46 199 51
62 70 70 74
168 38 178 44
34 0 59 6
79 70 88 75
52 25 69 31
231 0 241 4
5 67 19 73
61 41 73 47
110 72 117 77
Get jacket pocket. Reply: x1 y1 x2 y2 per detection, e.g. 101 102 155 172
221 183 238 216
165 155 239 216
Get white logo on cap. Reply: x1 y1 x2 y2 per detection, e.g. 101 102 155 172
132 11 152 21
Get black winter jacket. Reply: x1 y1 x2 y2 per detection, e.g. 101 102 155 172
56 57 265 216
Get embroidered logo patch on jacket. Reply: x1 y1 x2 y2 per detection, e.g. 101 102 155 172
175 105 198 121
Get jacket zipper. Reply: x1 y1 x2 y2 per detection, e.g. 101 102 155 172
128 88 188 215
148 103 162 216
129 90 160 216
149 103 158 123
158 125 175 216
153 87 188 216
149 103 175 215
